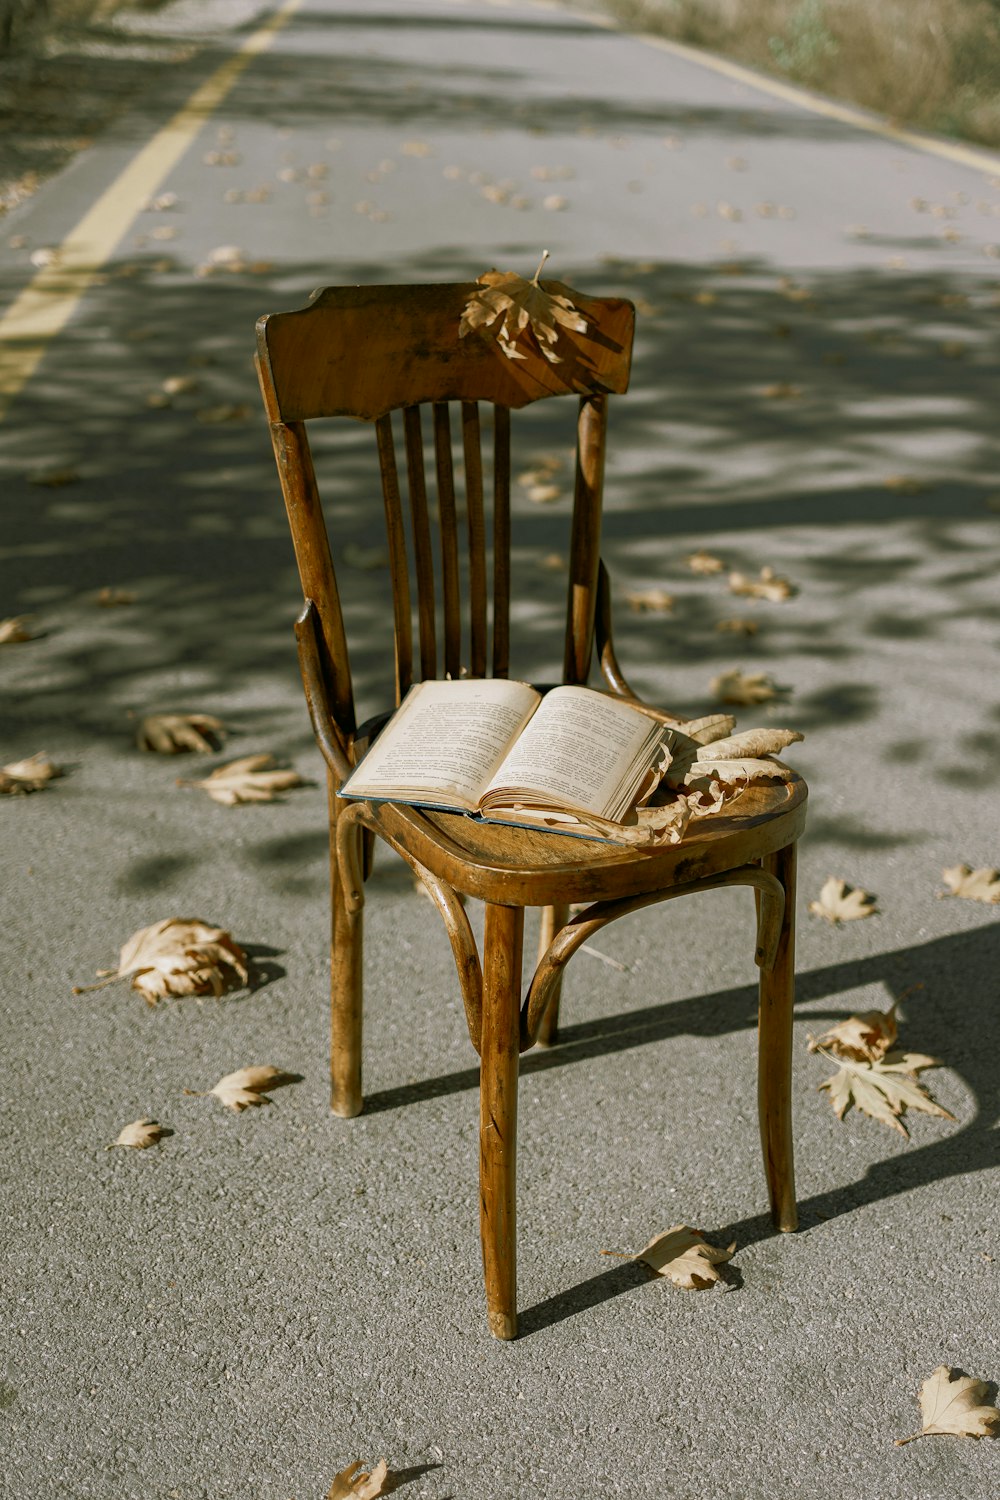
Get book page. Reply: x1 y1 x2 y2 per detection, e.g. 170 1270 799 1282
340 678 540 807
480 686 665 818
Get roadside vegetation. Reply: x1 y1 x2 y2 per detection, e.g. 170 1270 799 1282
591 0 1000 149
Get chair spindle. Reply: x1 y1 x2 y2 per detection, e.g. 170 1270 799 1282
375 413 414 704
492 405 511 679
433 402 463 680
403 405 437 681
462 400 488 678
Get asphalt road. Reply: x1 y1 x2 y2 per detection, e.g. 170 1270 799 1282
1 2 999 1497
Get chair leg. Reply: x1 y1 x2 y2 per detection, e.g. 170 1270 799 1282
479 902 524 1339
330 785 363 1119
535 903 569 1047
758 841 798 1232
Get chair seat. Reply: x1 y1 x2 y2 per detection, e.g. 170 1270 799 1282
364 775 808 907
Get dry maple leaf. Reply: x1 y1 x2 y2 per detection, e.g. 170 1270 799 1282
0 752 63 794
136 713 225 753
184 1064 288 1111
624 587 675 614
896 1366 1000 1445
459 250 587 364
327 1458 391 1500
74 917 249 1004
807 1004 897 1062
683 552 722 573
178 753 306 806
0 615 36 644
808 876 878 923
710 669 782 706
634 1225 735 1289
939 864 1000 904
107 1118 167 1150
728 565 797 602
97 587 137 607
817 1050 955 1136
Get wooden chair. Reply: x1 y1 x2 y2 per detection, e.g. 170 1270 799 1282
256 281 806 1339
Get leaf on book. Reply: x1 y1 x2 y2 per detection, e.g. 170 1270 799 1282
807 1004 897 1062
327 1458 392 1500
623 587 675 614
816 1050 955 1136
685 549 724 575
184 1065 289 1112
73 917 249 1005
459 250 587 364
0 615 37 644
895 1366 1000 1445
136 713 225 753
1 752 63 794
107 1118 168 1150
728 566 797 602
636 1225 735 1289
939 864 1000 904
710 669 783 705
177 753 306 805
808 876 878 923
664 724 802 800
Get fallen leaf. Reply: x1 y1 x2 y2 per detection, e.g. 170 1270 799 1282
685 549 724 574
107 1118 167 1150
459 250 586 364
808 876 878 924
195 403 250 424
0 751 63 794
342 543 388 571
623 587 675 614
728 565 797 602
539 552 566 571
710 669 782 705
716 617 758 635
74 917 249 1004
761 381 802 399
939 864 1000 904
178 753 305 805
0 615 36 643
663 724 802 799
327 1458 391 1500
402 140 432 157
97 587 137 607
635 1225 735 1289
542 194 569 211
817 1050 954 1135
896 1366 1000 1445
883 474 927 494
161 374 200 396
807 1004 897 1061
136 713 225 753
185 1064 288 1112
28 465 80 487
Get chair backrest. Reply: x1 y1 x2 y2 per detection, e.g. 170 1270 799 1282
256 280 635 757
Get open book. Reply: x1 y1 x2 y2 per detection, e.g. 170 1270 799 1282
338 678 674 842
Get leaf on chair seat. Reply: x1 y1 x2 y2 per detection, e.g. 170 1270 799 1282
808 876 878 923
459 250 587 363
895 1366 1000 1445
136 713 225 753
807 1004 897 1062
939 864 1000 903
636 1225 736 1289
816 1050 955 1135
664 723 802 798
73 917 249 1004
177 753 306 805
327 1458 392 1499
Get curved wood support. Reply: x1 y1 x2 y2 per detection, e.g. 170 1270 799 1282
595 558 639 700
294 600 353 781
335 801 485 1053
521 865 784 1049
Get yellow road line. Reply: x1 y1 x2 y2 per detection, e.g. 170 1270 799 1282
621 24 1000 177
0 0 301 421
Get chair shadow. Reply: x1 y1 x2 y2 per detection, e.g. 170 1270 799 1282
363 922 1000 1336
